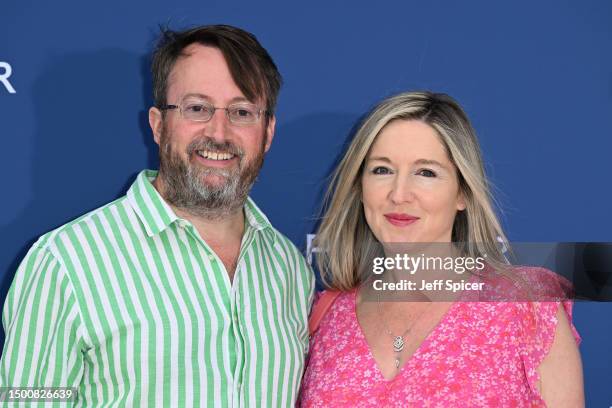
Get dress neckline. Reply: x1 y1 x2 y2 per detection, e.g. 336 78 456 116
351 288 460 382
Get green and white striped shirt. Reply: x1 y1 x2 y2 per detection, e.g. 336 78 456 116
0 170 315 407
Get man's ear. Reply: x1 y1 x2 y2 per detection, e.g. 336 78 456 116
263 115 276 152
149 107 163 145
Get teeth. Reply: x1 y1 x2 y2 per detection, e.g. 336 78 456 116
197 150 234 160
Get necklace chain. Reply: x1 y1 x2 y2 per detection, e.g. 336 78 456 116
376 293 429 370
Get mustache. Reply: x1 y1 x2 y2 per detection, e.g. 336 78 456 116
186 137 244 157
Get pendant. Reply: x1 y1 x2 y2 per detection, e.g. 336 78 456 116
393 336 405 352
395 358 400 368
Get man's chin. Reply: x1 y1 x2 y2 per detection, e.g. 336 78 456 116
197 173 232 189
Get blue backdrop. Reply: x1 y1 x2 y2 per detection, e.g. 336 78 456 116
1 0 611 404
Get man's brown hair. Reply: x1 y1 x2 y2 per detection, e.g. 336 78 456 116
151 24 282 116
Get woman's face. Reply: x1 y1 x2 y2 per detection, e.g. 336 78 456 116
361 120 465 244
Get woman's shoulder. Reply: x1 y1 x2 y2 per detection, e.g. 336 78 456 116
470 265 580 346
309 289 356 335
475 265 574 302
512 265 573 293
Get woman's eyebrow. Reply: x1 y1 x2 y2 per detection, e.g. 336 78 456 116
414 158 445 167
366 157 451 171
366 156 392 163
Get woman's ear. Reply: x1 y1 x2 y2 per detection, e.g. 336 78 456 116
456 192 467 211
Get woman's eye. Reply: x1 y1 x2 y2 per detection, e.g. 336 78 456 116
417 169 437 177
371 166 391 175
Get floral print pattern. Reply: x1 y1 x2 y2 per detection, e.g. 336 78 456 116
299 268 580 407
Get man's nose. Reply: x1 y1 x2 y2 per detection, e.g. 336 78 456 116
205 108 231 142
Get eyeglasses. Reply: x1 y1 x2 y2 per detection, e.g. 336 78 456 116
159 97 267 125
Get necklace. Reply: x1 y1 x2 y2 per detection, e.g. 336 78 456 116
376 294 429 370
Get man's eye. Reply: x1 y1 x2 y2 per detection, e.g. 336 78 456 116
371 166 391 175
185 104 208 113
417 169 437 177
232 108 255 118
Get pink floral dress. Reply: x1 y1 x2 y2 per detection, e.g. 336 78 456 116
299 270 580 407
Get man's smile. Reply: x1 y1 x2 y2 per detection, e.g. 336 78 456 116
195 149 236 161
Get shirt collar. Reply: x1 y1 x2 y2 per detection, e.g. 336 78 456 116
127 169 275 240
126 170 179 237
244 195 274 233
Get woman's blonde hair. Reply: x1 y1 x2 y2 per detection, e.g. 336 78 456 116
315 91 509 291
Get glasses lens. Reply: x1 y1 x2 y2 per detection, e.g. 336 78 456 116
228 104 259 124
182 101 214 121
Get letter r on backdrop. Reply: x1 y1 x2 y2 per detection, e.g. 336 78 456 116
0 62 16 94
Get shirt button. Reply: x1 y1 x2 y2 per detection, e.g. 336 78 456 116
208 254 215 261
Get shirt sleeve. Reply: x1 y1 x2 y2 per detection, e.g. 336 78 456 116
519 300 581 397
0 244 86 395
297 254 316 350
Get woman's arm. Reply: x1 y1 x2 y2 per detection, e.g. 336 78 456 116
538 304 584 407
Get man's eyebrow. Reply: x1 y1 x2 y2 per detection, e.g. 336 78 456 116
228 96 251 104
182 92 209 100
181 93 252 104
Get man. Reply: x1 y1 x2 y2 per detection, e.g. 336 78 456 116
0 25 314 407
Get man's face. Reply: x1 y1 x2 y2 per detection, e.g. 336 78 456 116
149 44 275 217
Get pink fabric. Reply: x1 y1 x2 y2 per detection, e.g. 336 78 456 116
299 272 580 407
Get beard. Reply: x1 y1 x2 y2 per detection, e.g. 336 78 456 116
157 124 265 219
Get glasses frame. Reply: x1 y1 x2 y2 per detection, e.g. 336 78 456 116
158 99 268 125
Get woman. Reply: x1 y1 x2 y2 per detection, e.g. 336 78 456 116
299 92 583 407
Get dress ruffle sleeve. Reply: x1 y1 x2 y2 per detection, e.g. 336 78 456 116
516 267 581 400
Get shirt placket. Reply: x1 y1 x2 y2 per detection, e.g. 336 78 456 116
231 227 257 408
178 220 237 407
